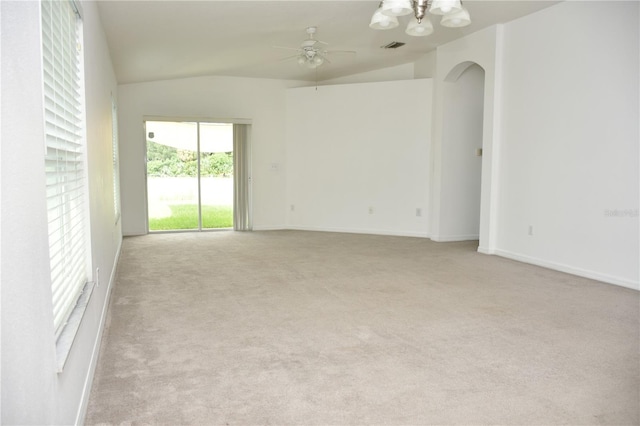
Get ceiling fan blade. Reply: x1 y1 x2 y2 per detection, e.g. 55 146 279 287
326 50 356 55
278 54 301 62
272 45 301 52
276 26 355 70
319 54 331 64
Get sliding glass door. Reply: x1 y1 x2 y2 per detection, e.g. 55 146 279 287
200 123 234 229
145 120 236 232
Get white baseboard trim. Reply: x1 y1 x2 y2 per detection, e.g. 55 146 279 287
477 246 496 255
431 234 479 242
122 231 146 237
494 249 639 291
252 225 287 231
286 225 430 239
74 237 123 425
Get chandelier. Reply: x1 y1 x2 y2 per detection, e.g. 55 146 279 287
370 0 471 36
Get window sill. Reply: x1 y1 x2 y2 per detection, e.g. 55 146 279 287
56 280 95 373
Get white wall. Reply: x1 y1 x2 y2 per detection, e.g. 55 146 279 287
414 50 437 78
286 79 432 237
1 1 122 424
429 1 638 288
317 57 438 85
496 1 639 288
430 25 503 250
118 76 305 235
438 63 485 240
319 63 415 86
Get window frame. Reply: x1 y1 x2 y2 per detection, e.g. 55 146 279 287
41 0 94 371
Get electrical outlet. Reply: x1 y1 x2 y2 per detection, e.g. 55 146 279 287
416 208 422 217
290 204 295 212
528 225 534 236
95 267 100 287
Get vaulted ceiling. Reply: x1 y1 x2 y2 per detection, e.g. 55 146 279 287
97 0 561 84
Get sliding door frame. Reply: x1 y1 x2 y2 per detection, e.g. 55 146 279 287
143 116 252 233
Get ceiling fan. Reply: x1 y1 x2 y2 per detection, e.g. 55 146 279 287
274 27 354 69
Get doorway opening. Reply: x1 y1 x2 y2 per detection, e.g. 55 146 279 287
439 62 485 241
145 120 234 232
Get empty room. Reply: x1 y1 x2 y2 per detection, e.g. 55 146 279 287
1 1 638 425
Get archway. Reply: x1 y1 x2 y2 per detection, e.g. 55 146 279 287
438 62 485 241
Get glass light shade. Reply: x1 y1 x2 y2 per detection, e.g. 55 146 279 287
369 8 399 30
381 0 413 17
429 0 462 15
313 56 324 66
405 17 434 36
297 56 306 65
440 7 471 27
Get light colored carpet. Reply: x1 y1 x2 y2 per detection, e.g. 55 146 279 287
86 230 639 425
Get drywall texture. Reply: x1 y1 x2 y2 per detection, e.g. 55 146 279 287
117 76 305 236
1 1 122 424
286 79 432 237
497 1 639 288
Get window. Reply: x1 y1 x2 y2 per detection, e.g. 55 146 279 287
41 0 89 340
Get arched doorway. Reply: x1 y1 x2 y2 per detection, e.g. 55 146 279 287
438 62 485 241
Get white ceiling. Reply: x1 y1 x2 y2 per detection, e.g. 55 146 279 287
97 0 561 84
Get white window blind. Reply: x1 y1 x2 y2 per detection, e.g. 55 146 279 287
41 0 88 339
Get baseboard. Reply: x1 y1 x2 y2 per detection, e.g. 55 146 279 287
477 246 496 255
286 225 430 239
252 225 287 231
74 237 123 425
494 249 639 291
122 231 146 236
431 234 479 242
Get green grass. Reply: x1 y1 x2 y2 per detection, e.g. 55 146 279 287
149 204 233 231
